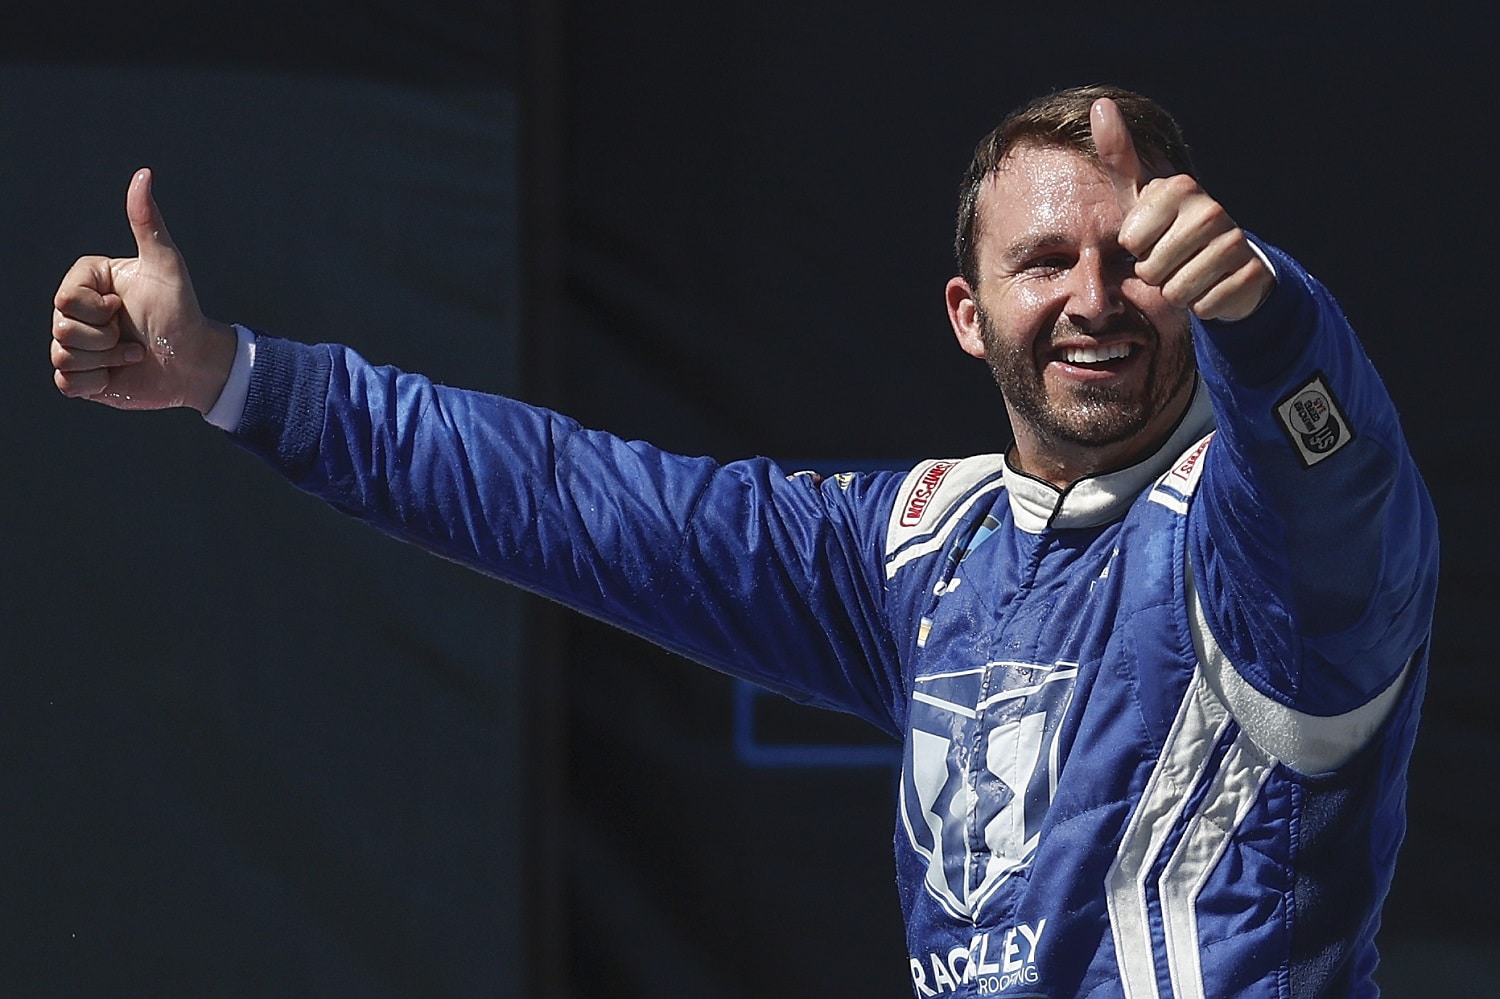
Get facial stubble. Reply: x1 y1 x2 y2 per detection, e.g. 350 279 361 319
978 304 1196 451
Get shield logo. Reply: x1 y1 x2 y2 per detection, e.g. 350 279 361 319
900 661 1078 918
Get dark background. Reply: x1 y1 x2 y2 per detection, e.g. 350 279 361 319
1 2 1493 995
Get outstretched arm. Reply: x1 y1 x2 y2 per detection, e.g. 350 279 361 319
52 169 237 413
49 169 912 732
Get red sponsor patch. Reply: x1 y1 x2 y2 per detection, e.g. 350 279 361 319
1166 435 1212 488
900 461 956 528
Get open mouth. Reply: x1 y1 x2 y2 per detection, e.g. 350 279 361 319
1053 342 1137 373
1063 343 1132 364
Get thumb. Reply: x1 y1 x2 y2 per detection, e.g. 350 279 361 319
126 168 181 267
1090 98 1147 213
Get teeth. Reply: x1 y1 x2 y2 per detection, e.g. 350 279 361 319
1064 343 1132 364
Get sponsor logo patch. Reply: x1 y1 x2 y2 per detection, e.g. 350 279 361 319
1150 433 1214 514
900 461 957 528
1165 433 1212 492
1275 373 1353 468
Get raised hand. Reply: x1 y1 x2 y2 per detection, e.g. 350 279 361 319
51 169 236 413
1090 98 1272 322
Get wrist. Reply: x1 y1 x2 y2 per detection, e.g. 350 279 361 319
183 318 240 414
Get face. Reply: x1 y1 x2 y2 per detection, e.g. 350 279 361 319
947 143 1196 484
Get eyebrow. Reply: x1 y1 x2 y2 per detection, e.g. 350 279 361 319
1000 234 1073 269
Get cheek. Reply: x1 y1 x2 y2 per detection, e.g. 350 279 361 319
990 284 1058 337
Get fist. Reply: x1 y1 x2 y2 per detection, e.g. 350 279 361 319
52 169 234 413
1090 98 1273 322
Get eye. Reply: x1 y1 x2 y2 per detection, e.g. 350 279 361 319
1026 255 1071 276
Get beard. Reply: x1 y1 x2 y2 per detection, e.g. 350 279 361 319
979 304 1196 450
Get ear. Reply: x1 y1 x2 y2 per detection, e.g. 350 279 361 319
946 276 987 360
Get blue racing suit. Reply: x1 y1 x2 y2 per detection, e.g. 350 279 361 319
228 239 1438 997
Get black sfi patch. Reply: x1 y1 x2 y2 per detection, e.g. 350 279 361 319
1275 372 1354 468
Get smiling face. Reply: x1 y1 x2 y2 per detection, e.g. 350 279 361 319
946 142 1197 487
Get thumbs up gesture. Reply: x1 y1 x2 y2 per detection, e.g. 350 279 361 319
51 169 236 412
1090 98 1273 322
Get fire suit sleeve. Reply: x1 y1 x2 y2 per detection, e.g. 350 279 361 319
230 334 910 736
1189 238 1439 719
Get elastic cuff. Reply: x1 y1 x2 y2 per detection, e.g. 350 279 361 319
203 324 256 431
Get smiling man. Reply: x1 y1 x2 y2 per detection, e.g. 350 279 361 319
51 84 1438 997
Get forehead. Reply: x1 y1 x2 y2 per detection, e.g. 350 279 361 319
975 144 1121 255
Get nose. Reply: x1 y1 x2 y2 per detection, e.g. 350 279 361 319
1063 253 1125 332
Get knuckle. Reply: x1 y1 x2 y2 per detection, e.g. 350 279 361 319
1134 258 1165 286
1216 227 1249 256
1118 227 1148 258
55 370 84 396
51 317 80 347
1159 275 1196 310
1183 202 1228 240
1161 288 1192 311
1155 174 1198 199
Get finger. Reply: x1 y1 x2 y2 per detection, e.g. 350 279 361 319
126 168 180 267
51 338 144 373
1127 177 1227 285
1187 254 1274 322
1157 235 1247 308
53 257 123 325
54 367 110 399
1091 98 1147 213
53 311 123 350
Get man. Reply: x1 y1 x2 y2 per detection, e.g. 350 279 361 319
51 85 1438 997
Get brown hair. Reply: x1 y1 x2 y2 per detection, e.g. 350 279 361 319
954 84 1196 287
